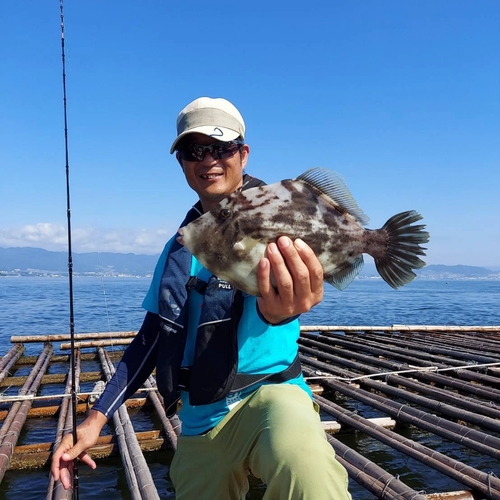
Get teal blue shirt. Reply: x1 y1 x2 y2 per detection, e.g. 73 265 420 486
142 237 311 435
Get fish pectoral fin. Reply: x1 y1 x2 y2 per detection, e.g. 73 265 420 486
324 256 364 291
233 237 261 256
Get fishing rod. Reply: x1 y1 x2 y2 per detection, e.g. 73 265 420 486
60 0 79 497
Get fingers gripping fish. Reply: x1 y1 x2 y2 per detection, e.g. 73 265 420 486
177 168 430 297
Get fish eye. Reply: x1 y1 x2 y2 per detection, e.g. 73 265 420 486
219 208 232 219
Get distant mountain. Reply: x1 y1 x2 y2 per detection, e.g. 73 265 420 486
418 264 496 277
0 247 498 279
0 247 160 276
358 262 498 279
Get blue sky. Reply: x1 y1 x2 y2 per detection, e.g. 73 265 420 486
1 1 499 267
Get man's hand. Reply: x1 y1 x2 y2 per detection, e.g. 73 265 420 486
257 236 324 324
51 409 107 489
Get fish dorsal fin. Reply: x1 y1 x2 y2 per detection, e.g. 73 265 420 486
324 256 364 291
296 168 370 225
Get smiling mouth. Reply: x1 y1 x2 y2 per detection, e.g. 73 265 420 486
200 173 223 180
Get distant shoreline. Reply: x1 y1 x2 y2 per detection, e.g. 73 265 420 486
1 272 499 281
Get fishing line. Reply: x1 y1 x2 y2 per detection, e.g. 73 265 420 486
59 0 79 497
97 252 113 337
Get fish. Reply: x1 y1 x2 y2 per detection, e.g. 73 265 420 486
177 167 430 296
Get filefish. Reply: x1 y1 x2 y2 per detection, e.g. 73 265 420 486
177 168 430 296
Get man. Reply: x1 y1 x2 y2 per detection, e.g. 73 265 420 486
51 97 351 499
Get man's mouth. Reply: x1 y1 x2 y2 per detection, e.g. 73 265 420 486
200 173 223 180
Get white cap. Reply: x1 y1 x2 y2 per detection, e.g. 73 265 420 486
170 97 246 154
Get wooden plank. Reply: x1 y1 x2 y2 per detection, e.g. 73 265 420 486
60 339 133 349
425 492 476 500
0 371 101 387
9 430 166 470
322 417 396 434
300 325 500 333
10 331 137 343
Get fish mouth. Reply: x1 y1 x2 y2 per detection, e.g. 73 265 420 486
176 227 185 245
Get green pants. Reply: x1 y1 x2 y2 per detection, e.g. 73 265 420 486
170 384 351 500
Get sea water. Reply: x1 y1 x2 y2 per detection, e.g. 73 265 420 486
0 276 499 499
2 277 499 345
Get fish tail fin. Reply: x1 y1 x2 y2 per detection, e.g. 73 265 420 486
374 210 430 289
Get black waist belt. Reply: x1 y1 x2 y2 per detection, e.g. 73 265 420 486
178 354 302 395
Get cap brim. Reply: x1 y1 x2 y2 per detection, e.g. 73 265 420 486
170 126 241 154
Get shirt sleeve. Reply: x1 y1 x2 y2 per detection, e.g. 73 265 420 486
92 312 161 419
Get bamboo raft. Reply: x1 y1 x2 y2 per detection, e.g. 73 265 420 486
1 325 500 499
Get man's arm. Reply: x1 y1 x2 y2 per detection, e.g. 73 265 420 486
50 311 161 488
257 236 324 325
93 311 161 418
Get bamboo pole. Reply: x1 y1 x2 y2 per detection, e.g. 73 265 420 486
10 331 137 343
98 348 142 500
0 344 23 369
301 355 500 461
398 331 500 357
314 330 500 379
326 434 428 500
300 325 500 332
169 414 182 437
0 344 24 383
356 331 500 367
385 371 500 422
299 335 500 403
0 351 23 386
357 335 500 387
144 377 177 450
312 390 500 498
61 339 133 350
0 343 53 441
299 337 500 429
47 349 81 500
0 343 53 484
99 347 160 500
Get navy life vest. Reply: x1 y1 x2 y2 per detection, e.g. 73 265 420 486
156 174 301 416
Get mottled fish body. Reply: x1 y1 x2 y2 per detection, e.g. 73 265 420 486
177 168 429 296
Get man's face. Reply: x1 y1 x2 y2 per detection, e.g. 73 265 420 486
176 133 250 212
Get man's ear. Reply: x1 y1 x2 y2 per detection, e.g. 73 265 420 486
240 144 250 170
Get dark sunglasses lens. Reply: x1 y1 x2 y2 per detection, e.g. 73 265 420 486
179 142 241 161
179 145 202 161
217 143 240 159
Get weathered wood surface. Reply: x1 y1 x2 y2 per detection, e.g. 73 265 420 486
301 324 500 332
0 371 101 387
10 331 137 343
10 430 168 469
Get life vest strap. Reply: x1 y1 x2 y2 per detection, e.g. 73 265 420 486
177 354 302 395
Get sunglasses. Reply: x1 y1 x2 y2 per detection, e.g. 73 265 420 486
177 141 243 162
